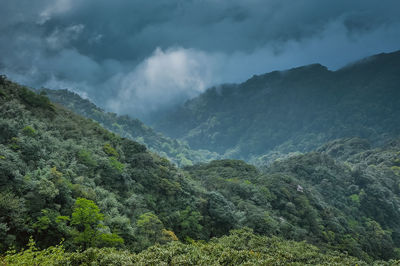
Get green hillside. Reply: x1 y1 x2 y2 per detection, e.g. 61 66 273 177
151 51 400 163
0 75 206 252
1 75 400 264
40 88 219 167
184 138 400 261
2 229 370 265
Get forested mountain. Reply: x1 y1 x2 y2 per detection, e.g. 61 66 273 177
40 89 219 167
184 138 400 261
152 50 400 163
2 76 400 264
0 75 205 252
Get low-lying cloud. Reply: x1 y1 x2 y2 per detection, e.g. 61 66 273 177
0 0 399 119
107 48 218 116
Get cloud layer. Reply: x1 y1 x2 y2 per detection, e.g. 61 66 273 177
108 48 218 116
0 0 399 119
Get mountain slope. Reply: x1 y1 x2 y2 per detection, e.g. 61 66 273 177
0 75 205 251
152 50 400 162
40 89 220 167
2 76 400 262
2 229 370 265
184 137 400 261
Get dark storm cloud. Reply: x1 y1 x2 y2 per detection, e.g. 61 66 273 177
1 0 399 118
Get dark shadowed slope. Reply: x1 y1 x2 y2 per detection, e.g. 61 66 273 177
152 50 400 163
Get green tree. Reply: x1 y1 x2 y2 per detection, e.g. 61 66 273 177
136 212 165 249
69 198 123 249
78 150 98 168
175 207 203 239
103 143 119 157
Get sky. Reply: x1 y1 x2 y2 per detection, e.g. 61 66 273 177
1 0 400 119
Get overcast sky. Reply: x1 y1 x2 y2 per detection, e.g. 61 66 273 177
1 0 399 118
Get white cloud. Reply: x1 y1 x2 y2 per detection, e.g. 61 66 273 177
1 0 399 120
107 47 219 115
106 18 400 118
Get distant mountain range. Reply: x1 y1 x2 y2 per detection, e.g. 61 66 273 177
41 50 400 166
150 50 400 164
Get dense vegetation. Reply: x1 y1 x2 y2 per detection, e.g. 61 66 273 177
151 50 400 163
1 52 400 264
183 138 400 262
0 76 368 264
0 76 205 253
2 229 375 265
41 88 219 167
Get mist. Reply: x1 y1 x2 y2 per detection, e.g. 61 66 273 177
1 0 399 119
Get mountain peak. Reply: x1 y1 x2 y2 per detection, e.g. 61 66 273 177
153 50 400 158
338 49 400 72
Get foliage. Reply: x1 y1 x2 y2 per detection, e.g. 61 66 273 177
0 238 67 265
68 198 123 248
184 146 400 261
2 229 377 265
1 77 400 264
151 51 400 163
22 126 36 137
0 80 202 253
42 88 220 167
108 157 125 173
103 143 119 157
78 149 98 167
135 212 166 249
20 87 55 111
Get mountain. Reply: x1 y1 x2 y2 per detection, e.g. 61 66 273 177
0 75 208 252
40 88 220 167
184 137 400 261
2 76 400 263
151 50 400 163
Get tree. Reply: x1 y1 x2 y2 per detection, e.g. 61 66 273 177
174 207 203 239
68 198 123 249
136 212 166 249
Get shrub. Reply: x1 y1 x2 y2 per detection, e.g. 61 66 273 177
22 126 36 137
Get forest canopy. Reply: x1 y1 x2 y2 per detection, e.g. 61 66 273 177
1 51 400 265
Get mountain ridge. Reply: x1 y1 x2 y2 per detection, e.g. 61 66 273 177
150 50 400 163
40 88 220 167
1 75 400 262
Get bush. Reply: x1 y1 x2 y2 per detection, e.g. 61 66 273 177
22 126 36 137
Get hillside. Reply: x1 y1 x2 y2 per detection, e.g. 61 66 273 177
2 76 400 263
184 137 400 261
40 89 219 167
151 50 400 163
0 75 208 252
2 229 370 265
